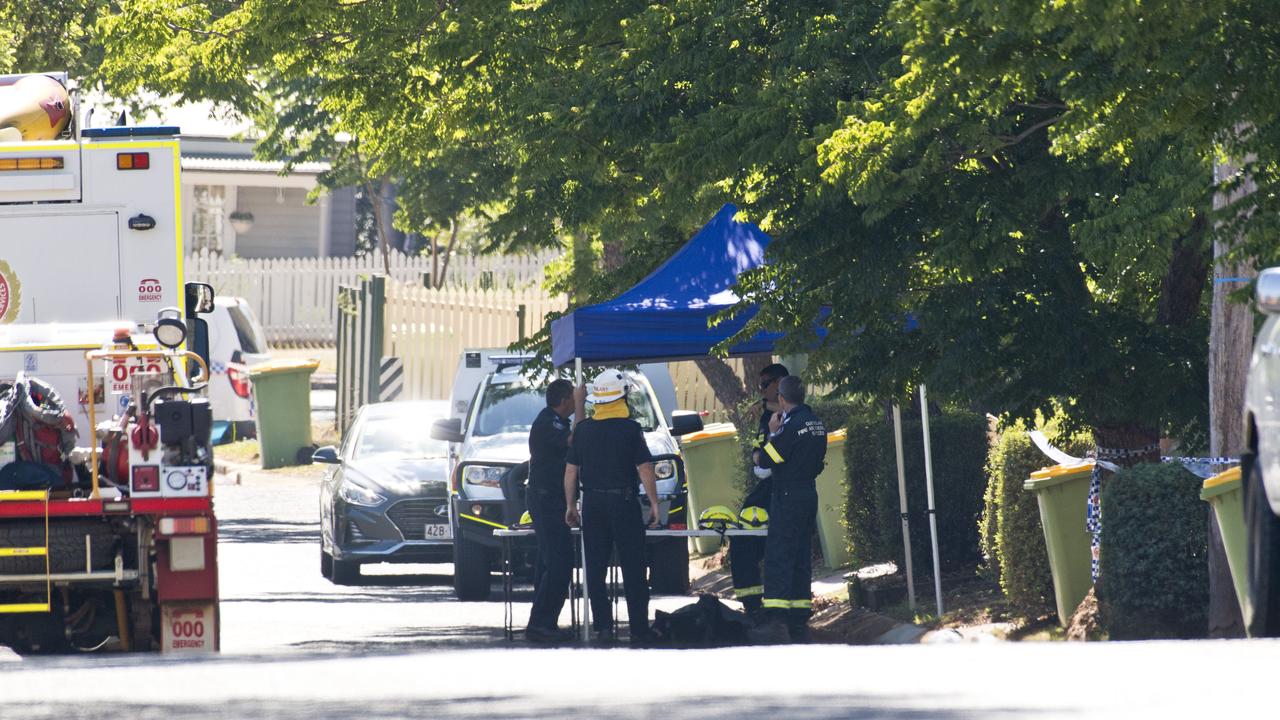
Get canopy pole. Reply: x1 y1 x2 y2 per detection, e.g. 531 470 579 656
575 357 591 642
919 385 943 618
892 405 917 612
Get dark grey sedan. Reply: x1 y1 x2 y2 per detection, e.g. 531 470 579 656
316 401 453 584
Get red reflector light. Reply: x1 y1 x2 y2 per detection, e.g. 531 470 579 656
158 516 211 535
668 523 687 531
227 366 251 398
116 152 150 170
132 465 160 492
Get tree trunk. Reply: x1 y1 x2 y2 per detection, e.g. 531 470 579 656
433 218 460 289
1206 156 1256 638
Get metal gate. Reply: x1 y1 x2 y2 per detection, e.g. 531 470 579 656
335 275 385 432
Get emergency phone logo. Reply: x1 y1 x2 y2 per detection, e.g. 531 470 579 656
138 277 163 303
0 259 21 324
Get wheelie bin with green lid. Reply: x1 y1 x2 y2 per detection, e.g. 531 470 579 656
679 423 740 555
1024 462 1095 626
1201 466 1247 618
248 358 320 469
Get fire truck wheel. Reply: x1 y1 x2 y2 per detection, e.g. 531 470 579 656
331 558 360 585
321 547 334 579
0 522 115 574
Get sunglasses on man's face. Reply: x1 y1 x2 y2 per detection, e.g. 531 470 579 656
759 377 779 390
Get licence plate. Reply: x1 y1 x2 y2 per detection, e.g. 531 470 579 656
424 523 453 539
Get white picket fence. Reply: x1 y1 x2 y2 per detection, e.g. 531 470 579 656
668 358 744 423
380 281 739 416
188 250 557 344
384 281 567 401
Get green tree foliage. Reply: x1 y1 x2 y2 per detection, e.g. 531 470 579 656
844 411 988 574
1100 462 1209 639
92 1 1280 439
983 416 1091 620
0 0 104 78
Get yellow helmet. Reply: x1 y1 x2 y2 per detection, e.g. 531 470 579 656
698 505 741 531
739 506 769 529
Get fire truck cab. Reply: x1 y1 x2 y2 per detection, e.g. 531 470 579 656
0 72 219 654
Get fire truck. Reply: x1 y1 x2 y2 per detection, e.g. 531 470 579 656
0 72 219 654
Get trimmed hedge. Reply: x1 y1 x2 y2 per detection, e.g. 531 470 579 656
844 411 988 574
1099 462 1208 639
982 422 1091 620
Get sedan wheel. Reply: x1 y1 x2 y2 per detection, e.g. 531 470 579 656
1245 461 1280 637
321 547 334 579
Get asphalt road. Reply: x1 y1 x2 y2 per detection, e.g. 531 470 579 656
2 465 1279 718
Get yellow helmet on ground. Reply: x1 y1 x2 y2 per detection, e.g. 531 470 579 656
739 506 769 529
698 505 741 531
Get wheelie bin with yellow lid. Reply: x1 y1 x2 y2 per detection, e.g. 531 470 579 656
1201 466 1247 618
679 423 740 554
1024 462 1095 626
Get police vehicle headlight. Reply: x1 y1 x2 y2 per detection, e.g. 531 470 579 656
339 481 385 507
463 465 505 488
654 459 676 480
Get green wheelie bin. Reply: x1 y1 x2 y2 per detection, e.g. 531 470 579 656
816 429 852 569
248 358 320 469
679 423 740 555
1201 466 1248 619
1024 462 1095 626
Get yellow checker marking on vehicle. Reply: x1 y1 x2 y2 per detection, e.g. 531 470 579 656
0 603 51 614
460 513 509 530
0 488 51 613
0 490 53 502
0 547 47 557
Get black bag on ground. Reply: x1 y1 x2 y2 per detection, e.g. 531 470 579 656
651 594 753 647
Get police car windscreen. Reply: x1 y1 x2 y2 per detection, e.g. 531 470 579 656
473 381 544 436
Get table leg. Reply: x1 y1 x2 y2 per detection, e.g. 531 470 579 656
502 534 513 642
580 529 591 642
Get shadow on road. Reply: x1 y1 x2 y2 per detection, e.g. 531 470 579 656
219 518 318 544
0 695 1046 720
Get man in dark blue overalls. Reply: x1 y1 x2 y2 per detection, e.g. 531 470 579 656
754 375 826 642
730 363 788 614
524 379 584 643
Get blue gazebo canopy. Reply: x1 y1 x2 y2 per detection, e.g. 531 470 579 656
551 203 789 366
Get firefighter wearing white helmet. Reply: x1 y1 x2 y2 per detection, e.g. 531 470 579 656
564 368 661 645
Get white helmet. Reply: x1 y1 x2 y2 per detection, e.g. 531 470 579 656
587 368 630 405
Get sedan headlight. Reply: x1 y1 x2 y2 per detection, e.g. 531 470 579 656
463 465 506 488
654 459 676 480
339 481 385 507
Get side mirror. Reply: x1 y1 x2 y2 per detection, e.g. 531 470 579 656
430 417 465 443
312 446 341 464
185 282 216 316
669 411 704 437
1258 268 1280 314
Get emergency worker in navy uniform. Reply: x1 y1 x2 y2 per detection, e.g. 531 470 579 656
524 379 585 643
564 368 661 645
729 363 788 613
753 375 826 642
